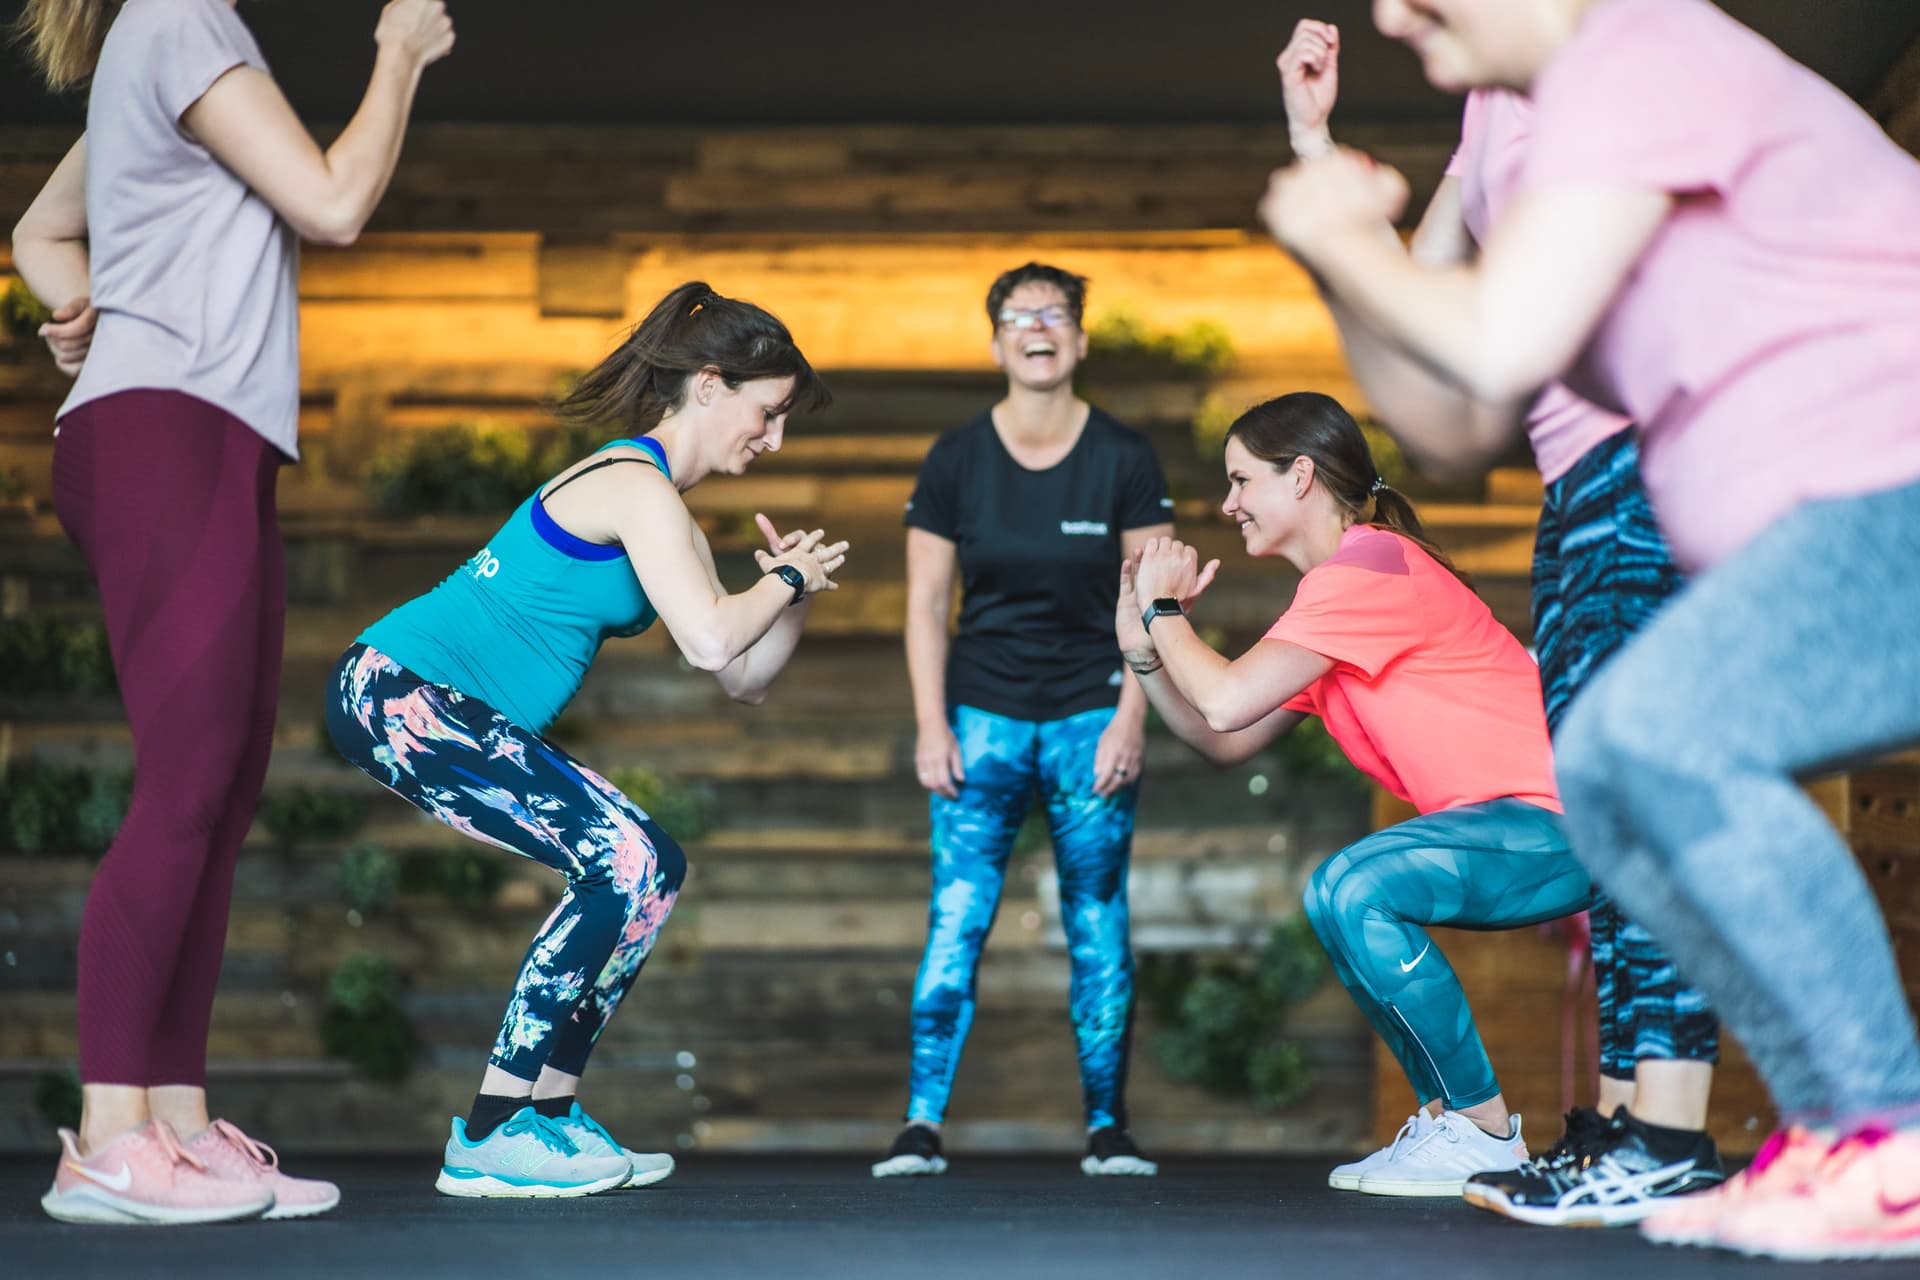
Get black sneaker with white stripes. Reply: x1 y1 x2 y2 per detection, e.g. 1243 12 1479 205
1082 1126 1159 1177
871 1124 947 1178
1463 1108 1725 1227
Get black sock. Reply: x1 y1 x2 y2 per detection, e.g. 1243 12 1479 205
532 1096 575 1121
466 1092 532 1141
1620 1108 1709 1159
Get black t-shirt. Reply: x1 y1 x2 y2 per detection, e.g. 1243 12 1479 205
905 408 1173 722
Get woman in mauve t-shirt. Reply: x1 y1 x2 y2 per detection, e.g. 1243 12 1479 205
12 0 451 1225
1123 392 1589 1198
1263 0 1920 1259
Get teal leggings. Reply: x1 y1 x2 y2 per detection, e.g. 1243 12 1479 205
1302 798 1591 1111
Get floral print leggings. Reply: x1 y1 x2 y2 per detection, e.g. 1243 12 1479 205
326 643 686 1081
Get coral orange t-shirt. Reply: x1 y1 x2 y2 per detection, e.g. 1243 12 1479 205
1266 525 1559 816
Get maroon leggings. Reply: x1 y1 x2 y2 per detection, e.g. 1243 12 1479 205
52 390 286 1087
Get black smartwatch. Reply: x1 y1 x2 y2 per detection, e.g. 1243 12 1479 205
1142 597 1186 632
771 564 807 606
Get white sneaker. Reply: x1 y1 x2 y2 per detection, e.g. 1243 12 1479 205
1356 1111 1529 1197
553 1103 675 1189
1330 1112 1434 1191
435 1107 632 1198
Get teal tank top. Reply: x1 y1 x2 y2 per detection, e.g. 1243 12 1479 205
359 437 666 733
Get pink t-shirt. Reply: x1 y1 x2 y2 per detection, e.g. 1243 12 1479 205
1521 0 1920 570
1447 91 1631 485
1266 524 1559 816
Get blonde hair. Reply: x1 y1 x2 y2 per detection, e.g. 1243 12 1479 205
14 1 124 92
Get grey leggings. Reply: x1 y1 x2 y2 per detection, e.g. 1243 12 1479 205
1556 478 1920 1127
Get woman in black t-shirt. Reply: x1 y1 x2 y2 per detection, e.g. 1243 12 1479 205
873 263 1174 1179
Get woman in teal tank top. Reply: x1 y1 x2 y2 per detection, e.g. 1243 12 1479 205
327 282 847 1198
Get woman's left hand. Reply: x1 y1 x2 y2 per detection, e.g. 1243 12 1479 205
1258 148 1409 255
1133 536 1210 604
1092 715 1145 798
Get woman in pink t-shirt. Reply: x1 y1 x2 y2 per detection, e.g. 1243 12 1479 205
1275 19 1723 1229
1120 391 1589 1197
12 0 451 1226
1262 0 1920 1259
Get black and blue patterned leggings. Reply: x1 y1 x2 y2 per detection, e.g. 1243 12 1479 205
1531 430 1720 1079
326 643 686 1082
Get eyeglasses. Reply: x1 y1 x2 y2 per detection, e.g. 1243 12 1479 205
996 305 1076 331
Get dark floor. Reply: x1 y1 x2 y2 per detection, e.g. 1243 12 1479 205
0 1154 1905 1279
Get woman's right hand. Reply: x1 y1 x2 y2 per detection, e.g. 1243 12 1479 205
376 0 456 68
753 525 850 596
1278 19 1340 158
915 722 966 800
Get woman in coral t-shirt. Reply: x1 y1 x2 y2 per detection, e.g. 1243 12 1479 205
1121 392 1587 1197
1263 0 1920 1260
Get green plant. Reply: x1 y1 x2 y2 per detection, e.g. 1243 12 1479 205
32 1067 82 1131
1138 917 1330 1109
607 766 713 843
400 847 508 907
0 759 132 855
0 468 27 501
337 843 398 914
2 277 53 344
1270 718 1363 788
258 788 369 846
319 952 418 1081
0 616 118 696
365 419 605 516
1086 308 1236 380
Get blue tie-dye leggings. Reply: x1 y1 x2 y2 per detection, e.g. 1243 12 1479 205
325 643 686 1082
906 704 1139 1130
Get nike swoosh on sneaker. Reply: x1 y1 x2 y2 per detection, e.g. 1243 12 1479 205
1400 944 1431 973
67 1160 133 1192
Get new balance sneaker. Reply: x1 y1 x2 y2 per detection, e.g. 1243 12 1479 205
1711 1126 1920 1261
435 1106 631 1198
186 1119 341 1220
1464 1109 1724 1226
1356 1111 1529 1197
553 1102 675 1189
1640 1124 1829 1248
1330 1111 1434 1191
871 1123 947 1178
1082 1126 1158 1177
41 1123 274 1225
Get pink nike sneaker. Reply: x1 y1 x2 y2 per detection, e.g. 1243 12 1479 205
186 1119 341 1220
1713 1125 1920 1261
40 1122 274 1224
1639 1124 1827 1247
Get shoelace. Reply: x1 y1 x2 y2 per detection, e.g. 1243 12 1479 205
209 1118 281 1172
498 1111 580 1155
566 1107 620 1151
152 1120 210 1173
1385 1114 1432 1160
1526 1109 1614 1175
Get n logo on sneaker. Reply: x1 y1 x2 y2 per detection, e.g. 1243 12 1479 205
67 1160 133 1191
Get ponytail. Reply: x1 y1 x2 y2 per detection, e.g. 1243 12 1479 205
1225 392 1469 586
14 0 122 92
556 281 830 434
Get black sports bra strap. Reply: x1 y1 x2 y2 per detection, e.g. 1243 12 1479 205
539 453 663 502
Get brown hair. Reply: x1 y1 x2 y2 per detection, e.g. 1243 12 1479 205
985 262 1088 330
556 281 830 434
1225 392 1468 584
14 1 123 92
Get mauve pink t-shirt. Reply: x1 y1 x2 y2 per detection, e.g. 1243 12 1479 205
60 0 301 458
1446 90 1630 486
1520 0 1920 570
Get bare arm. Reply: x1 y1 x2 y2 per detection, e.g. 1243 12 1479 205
10 138 97 376
905 528 965 799
1116 559 1304 766
604 467 842 675
1088 522 1174 797
702 515 823 706
180 0 453 246
1267 156 1672 409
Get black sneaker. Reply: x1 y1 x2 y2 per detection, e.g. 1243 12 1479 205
1082 1126 1159 1177
871 1124 947 1178
1463 1109 1726 1227
1524 1106 1617 1176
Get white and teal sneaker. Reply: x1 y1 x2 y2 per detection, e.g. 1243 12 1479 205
435 1107 632 1198
554 1102 675 1189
